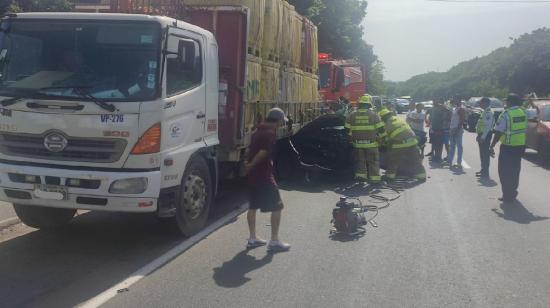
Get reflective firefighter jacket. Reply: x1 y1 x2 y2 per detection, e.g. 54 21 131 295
384 116 418 149
345 108 385 148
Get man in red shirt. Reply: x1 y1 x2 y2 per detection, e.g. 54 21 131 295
245 108 291 252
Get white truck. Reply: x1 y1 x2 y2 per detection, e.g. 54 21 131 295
0 11 320 235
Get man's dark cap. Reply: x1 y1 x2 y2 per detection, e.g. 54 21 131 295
507 93 522 106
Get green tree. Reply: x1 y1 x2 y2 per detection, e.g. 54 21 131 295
388 28 550 101
289 0 374 65
368 60 385 95
289 0 380 92
1 0 74 15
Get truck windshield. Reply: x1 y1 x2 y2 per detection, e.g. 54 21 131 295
319 63 330 89
0 20 160 101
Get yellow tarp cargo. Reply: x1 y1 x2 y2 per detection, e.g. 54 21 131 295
312 25 319 74
280 1 293 67
260 60 281 102
245 55 262 103
290 9 302 68
262 0 283 61
184 0 265 55
281 67 304 102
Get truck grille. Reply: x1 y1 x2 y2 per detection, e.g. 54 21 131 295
0 133 127 163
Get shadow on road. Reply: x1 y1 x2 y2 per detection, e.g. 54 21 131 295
280 173 421 199
0 181 248 308
478 177 498 187
329 230 366 242
0 212 182 308
491 200 549 224
212 250 274 288
450 166 466 175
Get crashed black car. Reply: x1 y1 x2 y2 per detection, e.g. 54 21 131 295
275 114 353 182
275 114 426 183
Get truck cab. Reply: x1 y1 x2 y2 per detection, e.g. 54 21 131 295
0 13 219 235
318 53 366 106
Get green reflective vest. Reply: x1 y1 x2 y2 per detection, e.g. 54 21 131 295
499 108 527 146
476 108 494 134
345 108 384 148
384 117 418 149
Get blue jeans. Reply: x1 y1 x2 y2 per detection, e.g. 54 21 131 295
448 128 463 165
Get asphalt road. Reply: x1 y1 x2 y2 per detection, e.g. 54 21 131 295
0 180 248 308
1 131 550 307
105 131 550 308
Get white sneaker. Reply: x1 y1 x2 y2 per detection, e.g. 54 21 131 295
246 238 267 249
267 240 291 252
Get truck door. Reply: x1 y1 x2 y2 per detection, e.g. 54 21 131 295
163 29 206 148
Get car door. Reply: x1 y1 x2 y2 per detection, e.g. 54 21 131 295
163 28 206 151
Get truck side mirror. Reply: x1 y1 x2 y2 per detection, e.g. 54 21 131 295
178 39 199 71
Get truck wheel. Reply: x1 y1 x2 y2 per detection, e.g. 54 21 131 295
13 204 75 229
173 156 212 236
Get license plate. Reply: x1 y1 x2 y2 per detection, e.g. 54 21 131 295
33 184 68 201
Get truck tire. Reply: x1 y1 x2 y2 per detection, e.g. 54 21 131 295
13 204 75 229
173 156 212 236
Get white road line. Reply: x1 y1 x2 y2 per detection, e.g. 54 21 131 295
78 204 249 308
462 160 471 169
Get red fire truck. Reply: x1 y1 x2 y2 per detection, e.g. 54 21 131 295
318 53 366 105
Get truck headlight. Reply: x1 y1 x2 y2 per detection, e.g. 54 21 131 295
109 178 148 194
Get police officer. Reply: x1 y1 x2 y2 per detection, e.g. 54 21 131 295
345 94 385 183
476 97 495 178
380 109 426 182
490 93 528 202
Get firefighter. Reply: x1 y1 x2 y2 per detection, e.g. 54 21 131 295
380 109 427 182
345 94 385 183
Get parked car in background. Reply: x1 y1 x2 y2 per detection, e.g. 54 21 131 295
465 97 505 132
394 98 411 114
526 100 550 161
420 100 433 112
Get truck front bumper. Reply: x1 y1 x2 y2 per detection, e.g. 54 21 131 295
0 163 161 213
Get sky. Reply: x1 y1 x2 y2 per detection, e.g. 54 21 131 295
363 0 550 81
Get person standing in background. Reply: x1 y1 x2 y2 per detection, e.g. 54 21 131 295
447 98 466 169
441 100 452 162
476 97 495 178
408 101 416 113
407 103 427 155
425 105 434 157
429 98 448 163
490 94 528 203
